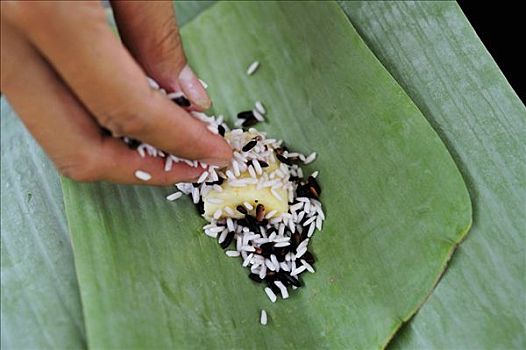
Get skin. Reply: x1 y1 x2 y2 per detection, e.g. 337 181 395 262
0 1 233 185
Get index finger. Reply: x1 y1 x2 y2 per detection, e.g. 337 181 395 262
3 1 232 166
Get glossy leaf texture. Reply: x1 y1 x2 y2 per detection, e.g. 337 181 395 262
0 100 86 349
338 1 526 348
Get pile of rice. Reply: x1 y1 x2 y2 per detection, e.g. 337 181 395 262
132 65 324 324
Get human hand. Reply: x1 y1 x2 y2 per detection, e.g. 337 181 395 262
1 1 232 185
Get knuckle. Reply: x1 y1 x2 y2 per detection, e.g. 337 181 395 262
97 99 149 137
57 153 101 182
99 112 146 137
150 17 186 69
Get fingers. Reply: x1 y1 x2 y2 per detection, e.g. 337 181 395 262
3 1 230 165
0 19 203 186
111 1 211 109
96 138 203 185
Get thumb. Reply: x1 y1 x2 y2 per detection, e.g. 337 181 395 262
111 1 211 110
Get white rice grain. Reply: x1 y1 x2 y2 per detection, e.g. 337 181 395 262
207 198 224 205
226 250 240 257
255 101 266 114
265 210 277 219
304 152 317 164
253 109 265 122
213 209 222 220
270 254 280 271
232 160 241 177
191 187 200 204
260 309 268 325
274 280 289 299
241 245 256 252
164 157 173 172
296 246 307 259
205 230 219 238
264 287 277 303
243 253 254 267
280 262 290 271
290 202 304 212
227 218 235 232
248 165 257 178
199 78 208 89
147 77 160 89
137 146 146 158
265 258 276 271
166 192 183 201
303 216 316 227
225 170 236 180
316 216 323 231
253 159 263 175
224 206 235 216
307 222 316 237
271 188 282 201
259 264 267 279
218 229 229 244
197 171 209 184
135 170 152 181
207 125 218 135
247 61 260 75
274 242 291 248
291 265 307 276
301 259 315 273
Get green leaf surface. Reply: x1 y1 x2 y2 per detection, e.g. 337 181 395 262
62 2 471 349
338 1 526 348
0 99 86 349
174 0 216 27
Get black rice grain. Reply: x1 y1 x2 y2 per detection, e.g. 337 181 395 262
218 124 226 137
273 246 289 261
241 118 258 127
101 127 112 137
256 242 274 257
303 251 315 265
125 138 141 149
237 111 254 119
242 140 257 152
291 231 302 249
171 95 191 107
248 273 264 283
195 200 204 215
266 279 281 295
307 176 322 197
276 153 292 165
206 177 224 186
219 231 235 249
279 272 302 288
236 205 247 215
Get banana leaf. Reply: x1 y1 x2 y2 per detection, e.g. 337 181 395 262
61 2 471 348
338 2 526 348
0 99 86 349
173 0 215 27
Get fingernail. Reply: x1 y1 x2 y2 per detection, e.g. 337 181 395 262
179 65 211 109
